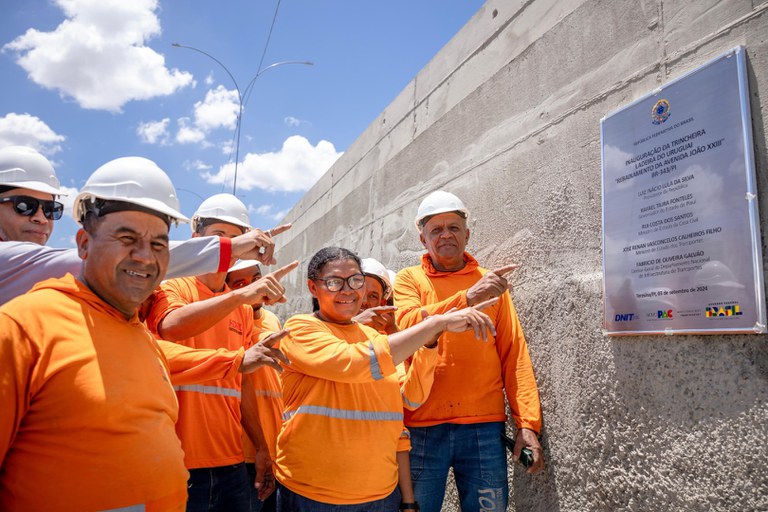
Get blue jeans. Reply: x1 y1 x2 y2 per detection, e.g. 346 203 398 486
409 422 508 512
186 462 251 512
276 483 401 511
246 462 277 512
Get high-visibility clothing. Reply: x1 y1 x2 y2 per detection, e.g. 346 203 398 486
398 347 439 411
0 236 231 306
394 253 542 432
242 309 283 463
275 314 403 505
147 276 253 469
0 274 244 511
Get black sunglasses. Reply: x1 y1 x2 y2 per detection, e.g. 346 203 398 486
0 195 64 221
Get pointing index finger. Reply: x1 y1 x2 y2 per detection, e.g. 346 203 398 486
267 223 292 238
269 260 299 281
491 264 519 276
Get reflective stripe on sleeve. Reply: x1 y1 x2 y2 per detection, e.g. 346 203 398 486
401 391 423 409
250 389 282 398
173 384 241 399
282 405 402 422
368 341 384 380
103 505 146 511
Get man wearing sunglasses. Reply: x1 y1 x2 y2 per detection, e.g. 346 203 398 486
0 145 64 245
0 145 289 306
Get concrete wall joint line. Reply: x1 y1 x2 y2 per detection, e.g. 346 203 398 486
307 0 548 210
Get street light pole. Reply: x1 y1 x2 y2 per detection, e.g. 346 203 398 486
172 43 313 194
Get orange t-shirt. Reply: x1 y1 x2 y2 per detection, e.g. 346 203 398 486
275 314 402 505
242 308 284 463
147 276 254 469
0 275 193 511
394 253 542 432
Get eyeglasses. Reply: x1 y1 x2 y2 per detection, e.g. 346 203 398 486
314 273 366 292
0 195 64 220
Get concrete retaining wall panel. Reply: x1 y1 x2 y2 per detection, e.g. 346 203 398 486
271 1 768 510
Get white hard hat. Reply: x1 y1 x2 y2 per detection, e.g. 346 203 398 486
694 260 745 289
0 146 65 196
228 259 260 274
191 193 251 233
361 257 392 299
387 269 397 288
415 190 469 229
73 157 188 225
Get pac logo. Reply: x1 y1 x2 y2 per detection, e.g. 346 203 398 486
614 313 635 322
651 99 671 125
658 309 673 319
706 304 742 317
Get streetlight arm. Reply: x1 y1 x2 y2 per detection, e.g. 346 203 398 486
242 61 314 109
172 43 242 103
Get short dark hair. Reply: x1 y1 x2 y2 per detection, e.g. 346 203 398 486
308 247 361 311
0 185 18 195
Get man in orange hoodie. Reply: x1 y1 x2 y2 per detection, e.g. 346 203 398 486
0 157 293 511
394 191 545 512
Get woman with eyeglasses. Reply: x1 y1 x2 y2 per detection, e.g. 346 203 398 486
274 247 497 512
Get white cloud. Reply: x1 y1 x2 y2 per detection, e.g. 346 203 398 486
205 73 214 86
193 85 239 132
284 116 301 127
0 113 65 154
58 185 80 218
3 0 193 112
249 203 289 221
203 135 342 192
175 117 206 144
183 159 213 171
137 118 170 145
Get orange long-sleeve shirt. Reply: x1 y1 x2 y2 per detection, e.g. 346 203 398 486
275 314 403 505
394 253 542 432
242 309 283 463
147 277 253 469
0 275 246 511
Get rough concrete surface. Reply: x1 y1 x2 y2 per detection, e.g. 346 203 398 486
272 1 768 510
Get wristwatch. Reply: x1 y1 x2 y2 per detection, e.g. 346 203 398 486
400 502 420 511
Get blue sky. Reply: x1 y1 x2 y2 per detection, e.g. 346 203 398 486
0 0 484 246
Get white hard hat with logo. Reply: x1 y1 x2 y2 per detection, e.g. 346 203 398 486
361 257 392 299
73 157 188 225
191 193 251 233
415 190 469 229
0 146 65 196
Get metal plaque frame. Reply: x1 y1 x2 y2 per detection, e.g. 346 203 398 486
601 46 765 335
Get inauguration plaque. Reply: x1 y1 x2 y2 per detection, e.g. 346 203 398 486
601 46 765 335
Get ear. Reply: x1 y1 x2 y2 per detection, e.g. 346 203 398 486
419 231 427 249
307 278 318 299
465 227 470 243
75 229 89 260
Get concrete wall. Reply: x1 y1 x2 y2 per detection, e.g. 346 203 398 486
273 1 768 510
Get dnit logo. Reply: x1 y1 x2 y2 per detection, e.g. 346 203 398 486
614 313 635 322
706 304 742 317
658 309 673 319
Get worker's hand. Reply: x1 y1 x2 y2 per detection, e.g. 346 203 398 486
353 305 398 334
466 264 518 306
240 330 290 373
253 448 276 501
231 223 292 265
437 297 498 341
234 260 299 306
514 427 545 474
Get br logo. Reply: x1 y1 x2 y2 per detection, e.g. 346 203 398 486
658 309 673 319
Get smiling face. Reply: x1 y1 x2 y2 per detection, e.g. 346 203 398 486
361 275 386 311
419 211 470 272
308 258 365 324
77 210 170 319
0 187 55 245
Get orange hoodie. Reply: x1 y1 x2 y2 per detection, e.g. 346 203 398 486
394 253 542 432
0 274 246 511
